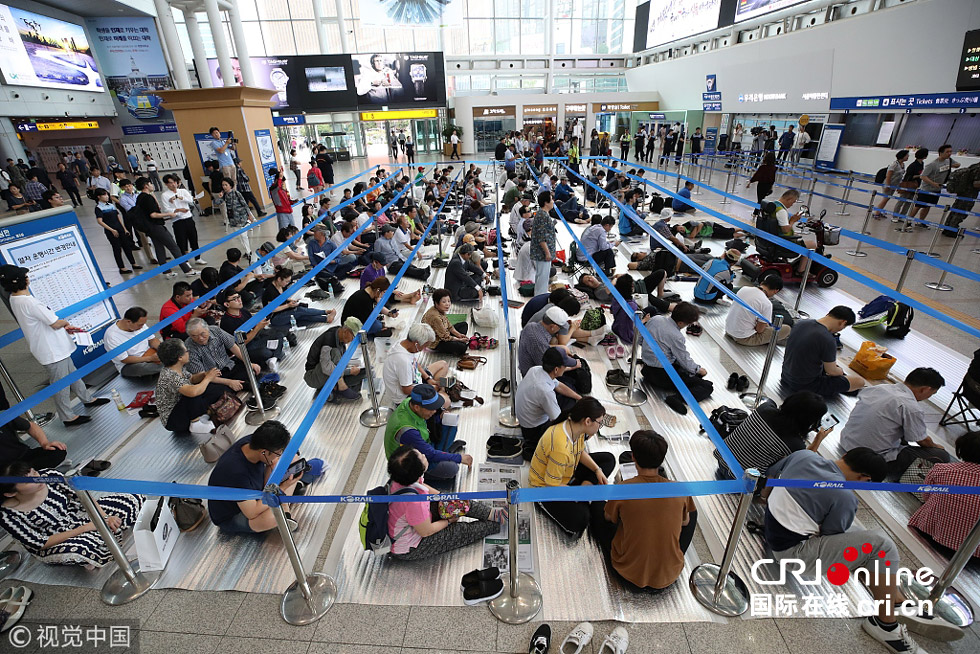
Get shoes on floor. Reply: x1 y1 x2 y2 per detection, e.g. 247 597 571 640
735 375 750 392
606 369 630 388
559 622 594 654
462 578 504 605
686 323 703 337
862 617 923 654
897 609 964 642
64 415 92 427
529 624 551 654
597 626 629 654
727 372 739 390
665 394 688 415
83 398 111 408
460 566 499 589
0 586 33 633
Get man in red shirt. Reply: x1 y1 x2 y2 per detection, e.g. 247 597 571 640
160 281 210 337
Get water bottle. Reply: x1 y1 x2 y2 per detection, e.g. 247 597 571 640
110 389 126 411
289 313 298 332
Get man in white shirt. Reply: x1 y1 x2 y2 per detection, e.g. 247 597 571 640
509 194 532 238
104 306 162 378
0 265 109 425
382 323 449 405
724 277 791 346
515 347 580 460
450 130 461 160
161 174 206 264
791 128 811 165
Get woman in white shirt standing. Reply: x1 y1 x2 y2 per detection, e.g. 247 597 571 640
0 266 109 426
143 153 162 190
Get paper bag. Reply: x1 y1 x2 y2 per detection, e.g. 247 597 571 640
135 497 179 572
848 341 896 380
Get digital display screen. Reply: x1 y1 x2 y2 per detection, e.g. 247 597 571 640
206 54 358 111
956 29 980 92
735 0 806 23
0 4 104 92
352 52 446 108
646 0 723 49
305 66 348 92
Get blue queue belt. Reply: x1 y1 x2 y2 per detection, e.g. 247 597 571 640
262 171 464 498
0 165 407 430
612 160 980 341
0 165 381 352
516 479 748 503
523 163 746 479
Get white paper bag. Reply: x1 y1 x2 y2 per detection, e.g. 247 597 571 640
134 497 179 572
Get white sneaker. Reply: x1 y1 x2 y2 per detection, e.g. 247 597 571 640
863 617 925 654
189 418 215 434
559 622 594 654
164 272 178 279
896 610 964 642
185 269 199 277
267 357 279 374
196 258 208 265
597 626 629 654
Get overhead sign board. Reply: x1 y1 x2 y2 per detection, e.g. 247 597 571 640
359 108 438 121
592 102 660 113
472 105 516 117
830 92 980 111
523 104 558 115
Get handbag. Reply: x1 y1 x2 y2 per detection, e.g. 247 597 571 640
200 424 237 463
134 497 179 572
455 355 486 371
446 378 485 406
207 391 243 424
168 482 207 532
437 500 471 519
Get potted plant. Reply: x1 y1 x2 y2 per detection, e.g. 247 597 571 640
443 123 462 157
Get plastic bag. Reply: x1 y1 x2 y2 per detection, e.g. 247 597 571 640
848 341 896 380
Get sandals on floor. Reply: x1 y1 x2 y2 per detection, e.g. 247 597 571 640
0 586 33 633
80 460 112 477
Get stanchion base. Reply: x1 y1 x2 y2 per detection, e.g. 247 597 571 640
359 405 393 428
925 252 942 258
971 248 980 255
899 578 974 628
32 412 55 428
924 282 954 291
101 561 162 605
845 250 868 257
498 409 520 428
739 392 767 408
689 564 750 617
613 386 648 407
245 406 280 426
488 573 543 624
834 211 851 217
0 550 22 579
281 572 337 625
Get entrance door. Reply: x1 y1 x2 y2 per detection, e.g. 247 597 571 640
413 118 441 154
361 121 389 158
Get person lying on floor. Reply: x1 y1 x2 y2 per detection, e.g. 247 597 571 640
383 323 450 406
529 397 615 537
384 384 472 485
303 317 365 402
0 462 143 568
640 302 713 415
156 337 238 435
589 430 697 593
385 445 506 561
841 367 949 481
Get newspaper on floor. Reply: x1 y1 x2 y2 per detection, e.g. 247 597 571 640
477 463 533 573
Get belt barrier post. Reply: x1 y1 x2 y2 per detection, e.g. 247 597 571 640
690 468 761 616
694 157 704 195
488 480 542 624
612 311 648 407
925 206 952 258
895 249 917 293
358 329 392 427
899 511 980 628
741 316 784 409
731 153 741 191
924 227 965 292
0 355 53 427
499 337 520 427
675 168 682 193
719 166 733 205
268 485 336 625
805 176 817 206
835 174 853 216
706 154 715 188
237 331 279 425
75 487 161 605
847 190 877 257
792 249 815 317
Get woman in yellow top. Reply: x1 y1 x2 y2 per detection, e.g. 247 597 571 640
529 397 615 537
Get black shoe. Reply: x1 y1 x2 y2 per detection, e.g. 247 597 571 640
257 212 268 217
462 578 504 605
83 398 111 408
461 567 500 588
665 394 688 415
736 375 750 392
529 624 552 654
287 333 298 347
64 415 92 427
331 282 344 297
727 372 739 390
448 440 467 454
619 451 634 465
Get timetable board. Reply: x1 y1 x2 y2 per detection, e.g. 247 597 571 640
0 208 118 369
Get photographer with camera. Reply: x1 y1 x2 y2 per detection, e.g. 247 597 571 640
209 126 238 182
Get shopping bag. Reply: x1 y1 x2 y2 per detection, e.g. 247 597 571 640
134 497 180 572
848 341 896 380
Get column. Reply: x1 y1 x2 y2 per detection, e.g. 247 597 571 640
183 11 213 88
226 0 255 86
312 0 330 54
335 0 350 53
0 119 28 164
153 0 190 89
204 0 236 88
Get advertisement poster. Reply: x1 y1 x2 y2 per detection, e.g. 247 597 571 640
86 17 175 136
478 464 533 574
253 129 279 188
704 127 718 156
207 56 292 110
0 4 104 93
352 52 446 107
735 0 806 23
646 0 721 50
359 0 463 27
206 54 358 112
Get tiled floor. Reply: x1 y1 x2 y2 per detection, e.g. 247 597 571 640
1 150 978 653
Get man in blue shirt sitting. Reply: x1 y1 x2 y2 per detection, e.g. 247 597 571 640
308 224 352 296
554 178 574 203
672 181 697 215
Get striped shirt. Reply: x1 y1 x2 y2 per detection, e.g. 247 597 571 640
713 405 803 475
529 421 584 488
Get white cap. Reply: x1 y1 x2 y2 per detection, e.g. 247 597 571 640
545 306 570 328
660 208 673 219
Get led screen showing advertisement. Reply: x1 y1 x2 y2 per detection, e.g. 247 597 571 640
646 0 722 49
351 52 446 107
0 4 104 92
206 54 358 111
734 0 806 23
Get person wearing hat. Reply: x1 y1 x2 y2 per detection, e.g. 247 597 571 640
373 224 430 281
1 266 110 426
692 249 741 304
516 347 582 460
518 306 582 377
303 317 365 401
446 244 484 307
384 384 472 483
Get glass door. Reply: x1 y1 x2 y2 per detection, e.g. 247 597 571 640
413 118 442 154
360 121 389 158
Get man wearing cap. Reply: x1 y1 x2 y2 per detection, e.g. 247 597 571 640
373 224 430 281
446 244 484 307
518 306 581 377
530 191 557 295
384 384 472 482
579 215 619 275
516 347 582 460
0 265 110 426
304 317 365 401
505 182 529 217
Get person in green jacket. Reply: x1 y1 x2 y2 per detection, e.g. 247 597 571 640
383 384 472 482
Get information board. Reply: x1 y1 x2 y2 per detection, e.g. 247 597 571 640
253 129 279 188
956 29 980 92
814 123 845 169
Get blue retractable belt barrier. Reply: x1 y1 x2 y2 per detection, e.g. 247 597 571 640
280 490 507 504
516 479 747 503
766 478 980 496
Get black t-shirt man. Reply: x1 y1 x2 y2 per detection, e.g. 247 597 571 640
135 192 165 226
207 435 264 525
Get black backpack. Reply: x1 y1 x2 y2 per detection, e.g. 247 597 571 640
884 302 914 339
875 167 888 184
700 406 749 439
359 481 419 554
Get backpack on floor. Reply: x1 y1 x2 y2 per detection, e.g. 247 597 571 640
854 295 896 328
649 194 665 214
699 405 750 440
359 481 419 554
884 301 914 339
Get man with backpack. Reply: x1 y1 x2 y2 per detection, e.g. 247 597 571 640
944 161 980 232
908 144 959 227
692 249 740 304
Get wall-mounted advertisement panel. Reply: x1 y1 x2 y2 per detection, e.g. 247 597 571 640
352 52 446 108
646 0 722 50
0 4 104 93
734 0 807 23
